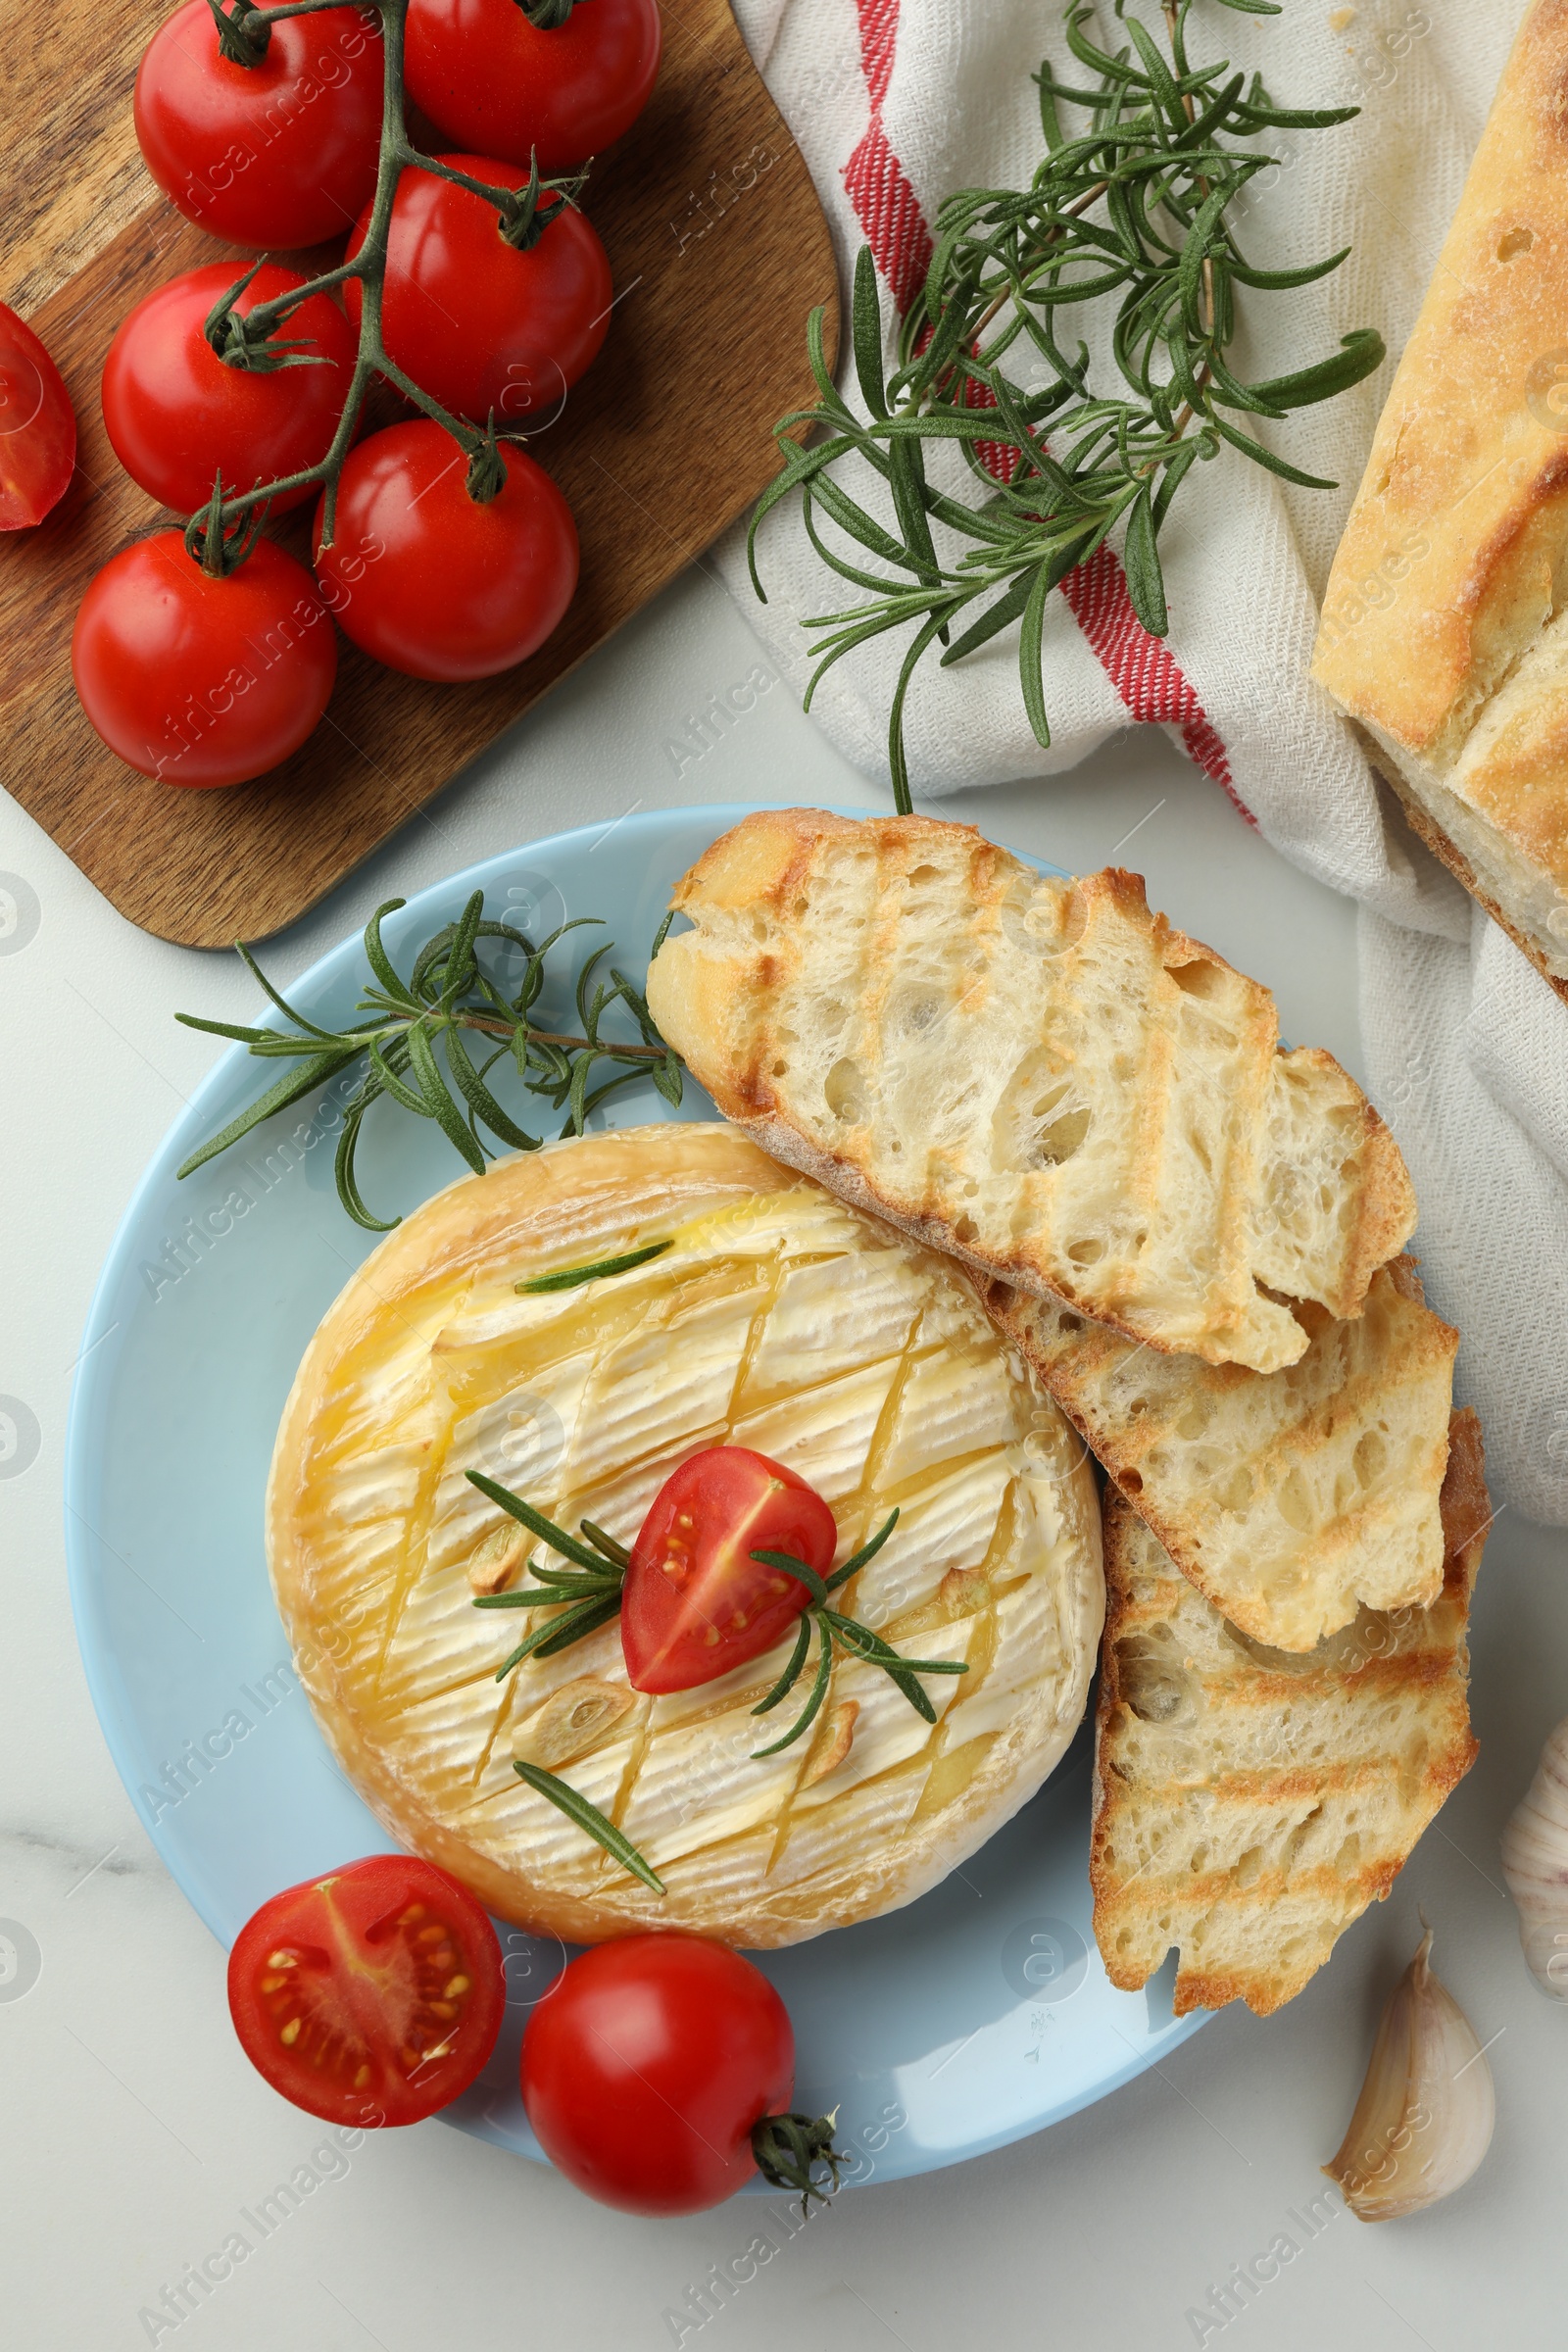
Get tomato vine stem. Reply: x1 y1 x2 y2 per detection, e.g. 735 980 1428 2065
185 0 586 556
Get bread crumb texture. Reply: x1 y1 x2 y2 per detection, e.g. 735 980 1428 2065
987 1253 1456 1650
646 809 1415 1373
1090 1411 1488 2016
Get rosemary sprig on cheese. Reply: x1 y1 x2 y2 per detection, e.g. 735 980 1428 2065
512 1760 665 1895
466 1474 965 1739
749 1516 969 1755
518 1240 674 1294
174 889 681 1231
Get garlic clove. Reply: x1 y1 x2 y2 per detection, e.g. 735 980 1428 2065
513 1678 638 1772
1501 1716 1568 1999
1323 1924 1494 2222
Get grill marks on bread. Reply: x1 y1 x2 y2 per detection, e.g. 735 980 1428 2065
986 1255 1457 1652
1089 1413 1486 2017
646 810 1415 1374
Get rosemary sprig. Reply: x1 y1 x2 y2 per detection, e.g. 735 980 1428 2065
748 1509 969 1755
174 891 682 1231
465 1471 629 1677
519 1240 674 1294
752 0 1385 810
513 1759 664 1894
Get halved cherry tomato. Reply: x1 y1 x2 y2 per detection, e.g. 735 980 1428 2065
102 263 359 515
621 1446 836 1694
344 155 612 425
134 0 383 248
406 0 661 173
521 1936 796 2213
0 304 75 529
228 1854 504 2127
72 532 336 786
313 419 578 680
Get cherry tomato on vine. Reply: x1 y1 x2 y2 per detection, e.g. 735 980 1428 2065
102 264 359 515
405 0 661 172
228 1855 505 2127
313 419 578 681
134 0 383 248
0 304 75 529
344 155 612 425
522 1936 823 2214
72 532 336 786
621 1447 837 1694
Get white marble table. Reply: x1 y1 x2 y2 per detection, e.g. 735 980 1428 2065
3 561 1562 2351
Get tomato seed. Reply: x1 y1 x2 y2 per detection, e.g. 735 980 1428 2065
416 1924 445 1944
398 1905 424 1926
280 2019 301 2045
444 1975 469 1997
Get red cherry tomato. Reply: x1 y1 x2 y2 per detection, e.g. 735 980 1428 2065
621 1447 836 1694
228 1855 505 2127
344 156 612 425
0 304 75 529
73 532 336 786
522 1936 795 2213
406 0 661 173
102 264 359 515
313 419 578 681
134 0 383 248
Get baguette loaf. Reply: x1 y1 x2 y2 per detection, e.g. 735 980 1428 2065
646 809 1415 1374
1090 1412 1487 2018
1313 0 1568 1001
984 1255 1457 1652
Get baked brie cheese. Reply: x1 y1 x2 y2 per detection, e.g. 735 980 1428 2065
266 1124 1103 1947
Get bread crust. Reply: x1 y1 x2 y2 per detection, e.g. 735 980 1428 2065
1089 1412 1486 2018
983 1255 1457 1651
1313 0 1568 989
648 808 1415 1373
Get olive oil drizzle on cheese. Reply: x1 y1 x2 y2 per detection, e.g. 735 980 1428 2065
306 1191 1077 1894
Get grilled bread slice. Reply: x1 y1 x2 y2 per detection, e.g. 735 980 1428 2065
645 809 1415 1375
1090 1412 1487 2018
267 1124 1102 1948
984 1256 1457 1651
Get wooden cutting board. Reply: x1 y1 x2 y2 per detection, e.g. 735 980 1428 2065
0 0 838 948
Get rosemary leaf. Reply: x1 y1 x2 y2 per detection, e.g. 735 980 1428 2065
748 1548 830 1609
752 1613 815 1717
825 1508 900 1593
753 1624 833 1758
174 1047 360 1179
513 1760 664 1893
578 1518 631 1568
518 1240 673 1294
465 1471 618 1575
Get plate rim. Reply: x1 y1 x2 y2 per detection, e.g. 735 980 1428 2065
62 801 1205 2183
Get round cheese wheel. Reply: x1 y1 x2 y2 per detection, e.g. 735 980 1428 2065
267 1124 1103 1946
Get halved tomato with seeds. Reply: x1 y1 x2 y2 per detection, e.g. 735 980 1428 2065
226 1854 504 2126
621 1446 838 1694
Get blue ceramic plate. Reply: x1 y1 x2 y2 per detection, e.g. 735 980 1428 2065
65 805 1202 2186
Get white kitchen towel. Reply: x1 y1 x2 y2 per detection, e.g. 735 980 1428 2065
718 0 1568 1525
